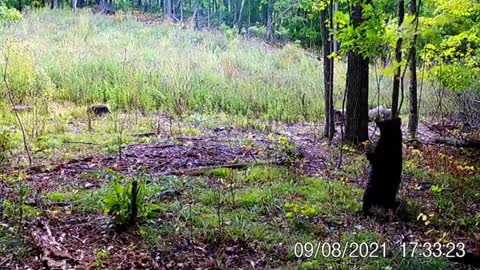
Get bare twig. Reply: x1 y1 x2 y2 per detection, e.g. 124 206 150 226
3 48 32 166
337 75 347 169
168 160 274 176
64 140 101 145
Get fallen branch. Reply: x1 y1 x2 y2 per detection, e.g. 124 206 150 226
25 201 73 208
420 120 456 137
64 140 101 145
30 220 76 268
167 160 275 176
130 132 156 137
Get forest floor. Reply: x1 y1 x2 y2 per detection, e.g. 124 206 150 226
1 111 479 269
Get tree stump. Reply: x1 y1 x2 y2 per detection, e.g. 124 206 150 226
362 117 403 215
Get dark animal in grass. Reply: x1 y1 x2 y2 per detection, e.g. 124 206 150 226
87 104 110 117
362 117 403 215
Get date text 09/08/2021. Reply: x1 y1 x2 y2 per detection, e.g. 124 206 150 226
293 242 466 259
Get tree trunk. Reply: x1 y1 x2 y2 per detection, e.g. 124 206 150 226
165 0 172 18
237 0 246 33
193 7 199 30
171 0 176 18
391 0 405 117
345 3 369 145
179 0 183 21
320 3 334 139
266 0 274 40
407 0 418 138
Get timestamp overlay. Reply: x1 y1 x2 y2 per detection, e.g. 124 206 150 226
400 242 466 258
293 241 467 259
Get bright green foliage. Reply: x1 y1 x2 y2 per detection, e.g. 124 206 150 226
102 171 159 225
284 202 319 219
245 165 290 183
0 3 21 23
334 0 392 58
209 167 233 178
422 0 480 92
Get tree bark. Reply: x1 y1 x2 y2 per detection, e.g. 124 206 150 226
345 3 369 145
391 0 405 117
407 0 419 137
320 3 334 139
266 0 274 40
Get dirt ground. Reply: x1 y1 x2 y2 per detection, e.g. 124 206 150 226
1 118 479 269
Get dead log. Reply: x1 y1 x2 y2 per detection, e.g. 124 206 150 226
12 105 33 112
433 138 480 149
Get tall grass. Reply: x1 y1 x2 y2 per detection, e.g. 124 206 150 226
0 9 443 122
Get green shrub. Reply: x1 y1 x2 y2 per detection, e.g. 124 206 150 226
0 4 21 23
102 172 160 225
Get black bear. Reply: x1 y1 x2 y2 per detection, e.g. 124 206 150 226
362 117 403 215
87 104 110 116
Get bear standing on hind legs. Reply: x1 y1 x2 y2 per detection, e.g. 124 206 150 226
362 117 403 215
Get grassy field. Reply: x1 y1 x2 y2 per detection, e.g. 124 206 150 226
0 9 447 124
